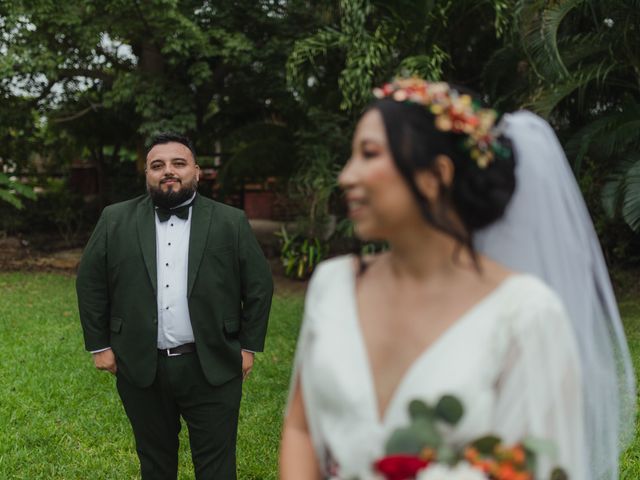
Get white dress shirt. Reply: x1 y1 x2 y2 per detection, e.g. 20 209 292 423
155 195 196 349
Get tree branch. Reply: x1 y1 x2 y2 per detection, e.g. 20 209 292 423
57 68 115 82
50 103 103 123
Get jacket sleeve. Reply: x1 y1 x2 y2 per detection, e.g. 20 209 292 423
237 213 273 352
76 211 111 351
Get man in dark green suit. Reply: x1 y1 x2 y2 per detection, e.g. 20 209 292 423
76 133 273 479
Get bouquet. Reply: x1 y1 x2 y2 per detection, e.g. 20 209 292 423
373 395 567 480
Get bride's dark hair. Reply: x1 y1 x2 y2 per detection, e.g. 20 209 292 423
368 96 516 256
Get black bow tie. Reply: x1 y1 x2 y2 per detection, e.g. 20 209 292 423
155 202 193 222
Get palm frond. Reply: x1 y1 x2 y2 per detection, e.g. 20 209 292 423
338 22 392 111
557 32 609 68
525 82 577 118
622 160 640 232
591 119 640 160
601 177 622 220
602 154 640 232
566 102 640 171
517 0 584 81
397 45 449 81
286 28 343 92
481 44 528 108
525 60 619 118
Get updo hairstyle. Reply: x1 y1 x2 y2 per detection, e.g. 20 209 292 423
370 96 516 253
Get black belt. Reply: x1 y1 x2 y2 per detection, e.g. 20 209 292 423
158 342 196 357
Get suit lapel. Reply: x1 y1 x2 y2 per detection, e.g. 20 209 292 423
137 197 158 294
188 194 213 297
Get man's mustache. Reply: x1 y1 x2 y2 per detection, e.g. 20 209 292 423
160 176 181 184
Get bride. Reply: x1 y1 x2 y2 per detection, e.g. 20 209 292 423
279 78 635 479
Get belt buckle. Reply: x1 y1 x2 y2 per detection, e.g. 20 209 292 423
166 348 182 357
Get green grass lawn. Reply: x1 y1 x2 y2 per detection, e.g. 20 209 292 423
618 294 640 479
0 273 303 479
0 272 638 479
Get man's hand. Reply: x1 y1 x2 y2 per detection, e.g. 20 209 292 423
241 350 254 381
93 348 117 375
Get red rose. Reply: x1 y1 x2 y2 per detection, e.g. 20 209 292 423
374 454 430 480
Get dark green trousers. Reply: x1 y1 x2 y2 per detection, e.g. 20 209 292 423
116 352 242 480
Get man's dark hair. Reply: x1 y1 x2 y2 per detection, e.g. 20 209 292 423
146 132 197 161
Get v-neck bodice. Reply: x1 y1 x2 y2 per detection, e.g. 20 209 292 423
345 261 519 426
290 255 586 480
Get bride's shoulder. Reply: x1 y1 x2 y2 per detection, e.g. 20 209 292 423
302 255 357 310
481 256 565 312
505 274 563 306
312 254 355 277
305 255 354 293
500 274 571 335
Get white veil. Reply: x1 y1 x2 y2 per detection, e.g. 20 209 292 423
476 111 636 479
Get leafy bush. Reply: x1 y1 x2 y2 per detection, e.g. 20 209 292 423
0 173 35 209
276 226 329 280
0 177 95 248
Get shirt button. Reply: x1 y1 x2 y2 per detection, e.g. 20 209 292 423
170 223 174 227
165 263 169 267
165 306 169 310
168 242 171 246
166 284 169 288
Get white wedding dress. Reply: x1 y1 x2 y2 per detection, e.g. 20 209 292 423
290 255 587 480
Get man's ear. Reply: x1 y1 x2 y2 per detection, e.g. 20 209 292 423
414 155 454 201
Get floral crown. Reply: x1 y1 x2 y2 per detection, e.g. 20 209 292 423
372 77 510 168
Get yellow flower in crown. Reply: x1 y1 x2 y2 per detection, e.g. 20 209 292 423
372 77 508 169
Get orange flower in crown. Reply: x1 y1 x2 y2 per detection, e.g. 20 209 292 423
372 77 509 169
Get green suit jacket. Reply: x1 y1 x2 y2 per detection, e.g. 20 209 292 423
76 194 273 388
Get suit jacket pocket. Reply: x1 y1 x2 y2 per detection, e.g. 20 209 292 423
223 317 240 335
206 245 233 255
110 317 123 333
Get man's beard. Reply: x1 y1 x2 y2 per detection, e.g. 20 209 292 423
147 178 198 209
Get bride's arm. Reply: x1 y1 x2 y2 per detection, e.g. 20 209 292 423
493 285 587 479
280 379 322 480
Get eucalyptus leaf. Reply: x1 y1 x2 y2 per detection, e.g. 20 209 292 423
385 429 427 456
434 395 464 425
385 421 442 455
408 399 434 421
